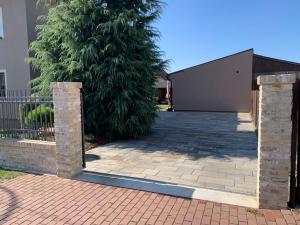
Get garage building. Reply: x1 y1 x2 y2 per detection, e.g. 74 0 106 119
168 49 300 112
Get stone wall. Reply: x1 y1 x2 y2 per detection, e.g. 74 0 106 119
0 82 83 178
0 139 56 174
53 82 83 179
257 74 296 209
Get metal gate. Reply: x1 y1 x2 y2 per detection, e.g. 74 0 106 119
289 77 300 207
80 89 86 168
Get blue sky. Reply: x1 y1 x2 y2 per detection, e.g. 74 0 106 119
155 0 300 73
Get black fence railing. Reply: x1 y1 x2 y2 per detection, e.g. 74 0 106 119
0 90 54 141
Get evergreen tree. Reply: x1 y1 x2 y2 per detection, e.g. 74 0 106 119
30 0 167 139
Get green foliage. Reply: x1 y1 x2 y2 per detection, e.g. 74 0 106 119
27 105 54 125
29 0 168 139
158 104 168 111
0 168 24 181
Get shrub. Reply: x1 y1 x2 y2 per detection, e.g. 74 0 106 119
27 104 54 125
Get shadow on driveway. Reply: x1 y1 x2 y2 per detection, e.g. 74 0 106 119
100 112 257 160
0 185 19 221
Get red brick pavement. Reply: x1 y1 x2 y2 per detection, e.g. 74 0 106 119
0 174 299 225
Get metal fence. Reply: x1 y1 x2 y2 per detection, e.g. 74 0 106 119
0 90 54 141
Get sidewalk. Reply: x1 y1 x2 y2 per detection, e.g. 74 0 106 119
0 174 297 225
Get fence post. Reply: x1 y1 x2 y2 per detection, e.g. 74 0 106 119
257 74 296 209
52 82 83 178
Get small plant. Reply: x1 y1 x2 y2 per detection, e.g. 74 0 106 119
27 104 54 126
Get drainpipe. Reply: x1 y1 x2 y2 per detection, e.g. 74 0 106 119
166 76 174 111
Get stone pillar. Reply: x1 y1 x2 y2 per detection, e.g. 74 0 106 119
257 74 296 209
52 82 83 178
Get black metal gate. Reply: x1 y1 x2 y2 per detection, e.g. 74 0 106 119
289 78 300 208
80 89 86 168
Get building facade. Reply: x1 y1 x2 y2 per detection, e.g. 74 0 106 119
0 0 46 95
169 49 254 112
168 49 300 112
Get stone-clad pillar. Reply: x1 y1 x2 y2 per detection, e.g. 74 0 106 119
52 82 83 178
257 74 296 209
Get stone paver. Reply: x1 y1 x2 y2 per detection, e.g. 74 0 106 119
0 174 298 225
86 112 258 195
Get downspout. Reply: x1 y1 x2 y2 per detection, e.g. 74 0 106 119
166 75 173 111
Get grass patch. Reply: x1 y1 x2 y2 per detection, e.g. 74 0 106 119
158 104 169 111
0 168 24 182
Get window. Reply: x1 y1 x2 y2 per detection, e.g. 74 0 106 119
0 8 3 38
0 72 6 97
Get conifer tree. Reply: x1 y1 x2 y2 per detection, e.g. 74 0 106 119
30 0 167 138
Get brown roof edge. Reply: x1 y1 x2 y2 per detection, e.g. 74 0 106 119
168 48 254 76
159 70 169 80
254 54 300 66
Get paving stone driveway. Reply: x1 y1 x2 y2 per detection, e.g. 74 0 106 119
85 112 258 195
0 175 298 225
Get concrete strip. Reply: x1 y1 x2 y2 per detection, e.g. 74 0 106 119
77 171 258 209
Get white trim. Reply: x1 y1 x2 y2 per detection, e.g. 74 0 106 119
78 172 258 208
0 8 4 39
0 69 7 96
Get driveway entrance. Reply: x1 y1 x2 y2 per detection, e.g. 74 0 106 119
85 112 257 196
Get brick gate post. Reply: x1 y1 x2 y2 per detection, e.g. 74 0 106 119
52 82 83 178
257 74 296 209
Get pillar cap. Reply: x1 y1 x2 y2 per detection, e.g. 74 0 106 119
257 74 296 85
51 82 82 89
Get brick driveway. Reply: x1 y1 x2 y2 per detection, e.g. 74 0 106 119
86 112 257 195
0 174 298 225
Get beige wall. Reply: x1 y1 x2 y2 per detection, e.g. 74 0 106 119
0 0 31 90
0 82 83 178
169 50 253 112
0 0 45 90
256 74 296 209
26 0 47 80
26 0 47 45
0 139 56 174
